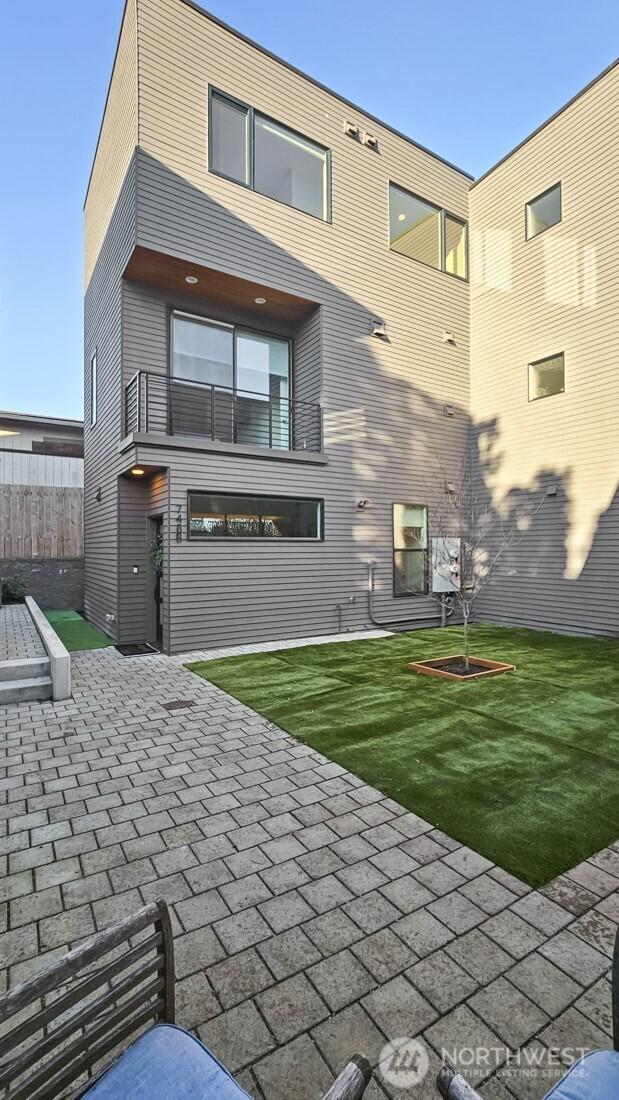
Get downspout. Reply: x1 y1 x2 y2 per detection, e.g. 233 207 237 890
366 562 454 630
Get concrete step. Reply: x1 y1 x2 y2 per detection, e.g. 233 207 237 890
0 657 50 683
0 676 53 705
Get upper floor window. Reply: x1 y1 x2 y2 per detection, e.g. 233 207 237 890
389 184 467 280
528 352 565 402
209 89 330 222
526 183 561 240
90 352 97 426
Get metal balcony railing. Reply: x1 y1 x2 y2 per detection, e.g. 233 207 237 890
124 371 322 454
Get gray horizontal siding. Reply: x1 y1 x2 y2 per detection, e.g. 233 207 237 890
84 158 137 638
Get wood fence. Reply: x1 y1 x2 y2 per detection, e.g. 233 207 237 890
0 486 83 559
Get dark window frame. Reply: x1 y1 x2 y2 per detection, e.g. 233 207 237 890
90 350 97 426
187 490 325 542
525 182 562 241
388 182 468 281
169 309 293 399
392 502 429 598
208 87 332 223
527 351 565 403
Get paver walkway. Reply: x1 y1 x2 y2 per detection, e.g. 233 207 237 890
0 604 45 661
0 643 617 1100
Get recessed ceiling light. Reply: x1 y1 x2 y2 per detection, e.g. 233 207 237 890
398 213 406 222
185 275 198 284
130 466 145 477
254 297 266 304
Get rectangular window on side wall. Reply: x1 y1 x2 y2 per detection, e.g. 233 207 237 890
90 352 97 426
208 88 330 221
526 183 561 240
393 503 428 596
389 184 467 279
188 492 323 539
528 353 565 401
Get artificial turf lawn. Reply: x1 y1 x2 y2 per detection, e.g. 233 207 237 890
186 624 619 887
44 610 112 652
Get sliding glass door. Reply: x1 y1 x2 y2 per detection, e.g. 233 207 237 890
170 312 291 449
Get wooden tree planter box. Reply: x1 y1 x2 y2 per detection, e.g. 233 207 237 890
408 655 515 681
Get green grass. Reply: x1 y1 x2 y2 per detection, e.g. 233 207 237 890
44 610 112 652
186 624 619 887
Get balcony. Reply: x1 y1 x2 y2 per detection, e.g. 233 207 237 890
124 371 322 454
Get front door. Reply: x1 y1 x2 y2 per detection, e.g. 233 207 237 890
149 516 163 650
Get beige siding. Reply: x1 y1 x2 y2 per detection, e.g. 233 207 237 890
469 64 619 635
84 0 138 286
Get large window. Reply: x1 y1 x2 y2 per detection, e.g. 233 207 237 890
389 184 467 279
171 312 290 448
393 504 428 596
90 351 97 426
526 183 561 240
189 493 323 539
209 89 330 221
528 353 565 402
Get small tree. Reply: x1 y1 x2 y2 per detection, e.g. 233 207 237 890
430 470 549 670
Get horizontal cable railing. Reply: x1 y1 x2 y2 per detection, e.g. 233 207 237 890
124 371 322 453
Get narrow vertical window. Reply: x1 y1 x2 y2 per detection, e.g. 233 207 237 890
444 214 468 279
393 504 428 595
90 352 97 426
209 91 250 185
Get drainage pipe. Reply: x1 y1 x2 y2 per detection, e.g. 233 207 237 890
366 562 455 631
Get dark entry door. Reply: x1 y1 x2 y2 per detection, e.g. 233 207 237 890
149 516 163 650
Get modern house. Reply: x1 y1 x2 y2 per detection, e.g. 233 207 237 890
84 0 618 653
0 411 84 608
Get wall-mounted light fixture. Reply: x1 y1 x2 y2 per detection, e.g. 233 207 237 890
362 132 379 150
370 318 387 339
357 499 370 510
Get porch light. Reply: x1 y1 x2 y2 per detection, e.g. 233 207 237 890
130 467 145 477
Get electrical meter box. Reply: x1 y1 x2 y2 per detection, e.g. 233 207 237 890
431 537 461 593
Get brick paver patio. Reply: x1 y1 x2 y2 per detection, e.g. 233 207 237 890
0 604 45 661
0 643 616 1099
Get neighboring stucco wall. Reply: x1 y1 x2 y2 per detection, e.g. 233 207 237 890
469 63 619 635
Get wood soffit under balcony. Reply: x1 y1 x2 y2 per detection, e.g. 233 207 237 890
123 247 317 325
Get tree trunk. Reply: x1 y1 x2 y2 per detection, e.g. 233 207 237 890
463 605 470 671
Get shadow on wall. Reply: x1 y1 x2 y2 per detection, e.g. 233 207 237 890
472 415 619 636
92 148 617 643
